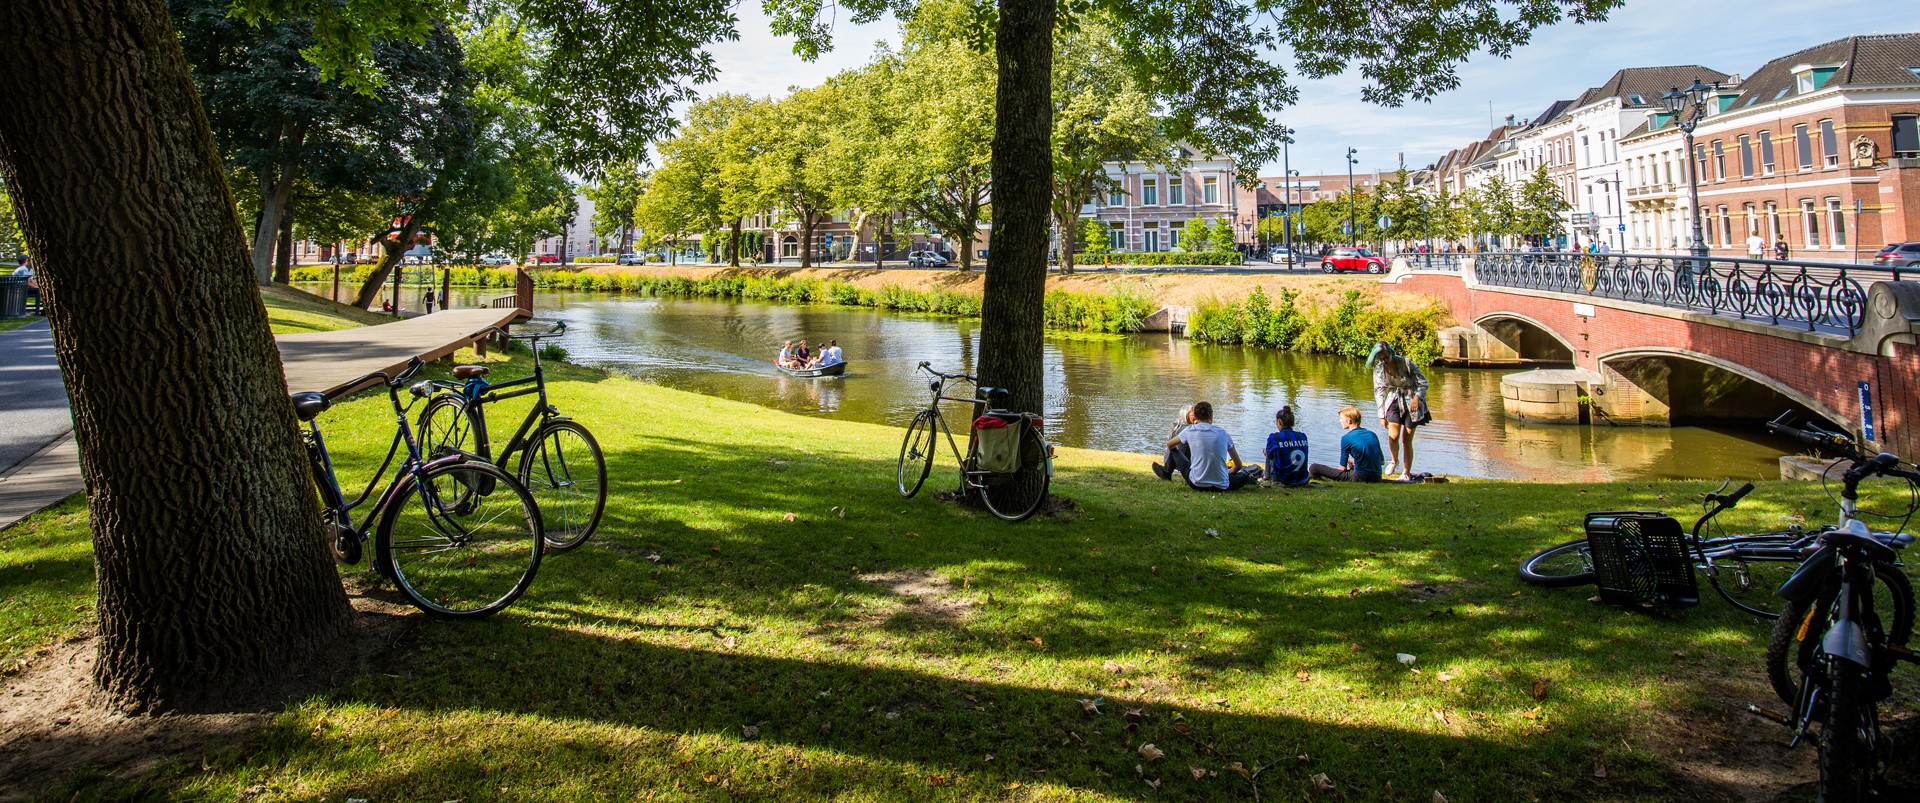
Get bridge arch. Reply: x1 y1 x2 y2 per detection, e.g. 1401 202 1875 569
1472 312 1576 363
1597 347 1846 430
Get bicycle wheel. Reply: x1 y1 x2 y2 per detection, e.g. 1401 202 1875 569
418 394 481 502
378 460 543 618
897 411 937 498
1766 565 1913 706
1703 553 1802 619
1517 540 1596 587
979 426 1051 523
1817 660 1878 803
518 420 607 552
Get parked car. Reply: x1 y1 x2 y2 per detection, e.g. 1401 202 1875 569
536 253 561 264
1874 242 1920 267
479 254 512 265
356 252 382 264
1267 246 1292 262
617 252 643 265
907 251 949 267
1321 247 1388 274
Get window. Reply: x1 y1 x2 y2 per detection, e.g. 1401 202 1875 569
1797 73 1815 94
1202 176 1219 204
1582 135 1591 164
1168 227 1181 249
1828 199 1847 247
1628 93 1645 105
1795 124 1812 170
1168 179 1184 205
1820 120 1839 167
1712 140 1726 180
1758 130 1776 174
1719 206 1732 246
1766 201 1780 241
1107 221 1125 251
1744 203 1757 236
1739 135 1754 177
1142 178 1158 206
1142 221 1161 252
1894 115 1920 158
1801 199 1820 247
1695 144 1708 183
1108 189 1125 207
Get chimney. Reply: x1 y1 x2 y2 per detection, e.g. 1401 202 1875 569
1504 114 1516 126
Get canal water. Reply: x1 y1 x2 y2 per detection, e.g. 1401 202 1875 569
303 284 1795 481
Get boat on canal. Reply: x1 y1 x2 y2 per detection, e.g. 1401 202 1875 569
778 361 847 378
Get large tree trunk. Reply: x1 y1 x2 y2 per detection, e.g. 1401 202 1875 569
250 120 307 285
729 218 742 268
0 0 352 713
1055 205 1078 275
979 0 1053 415
798 215 814 269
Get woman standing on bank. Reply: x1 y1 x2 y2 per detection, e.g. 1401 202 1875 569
1369 341 1430 480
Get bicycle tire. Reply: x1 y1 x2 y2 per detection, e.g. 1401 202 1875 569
1766 565 1913 707
378 460 543 618
519 420 607 552
1517 539 1596 587
980 426 1051 523
897 411 937 498
1704 555 1802 620
1817 659 1877 803
418 394 481 503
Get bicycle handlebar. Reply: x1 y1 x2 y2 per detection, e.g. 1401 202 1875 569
918 362 975 383
1766 410 1856 454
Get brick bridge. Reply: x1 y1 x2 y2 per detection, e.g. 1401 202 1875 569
1383 255 1920 459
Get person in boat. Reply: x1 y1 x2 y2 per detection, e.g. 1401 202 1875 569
791 341 812 367
807 342 828 368
817 339 843 367
777 340 795 368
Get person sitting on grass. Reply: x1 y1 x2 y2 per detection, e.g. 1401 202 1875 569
1152 405 1194 480
1307 405 1383 483
1264 405 1311 487
1156 401 1259 491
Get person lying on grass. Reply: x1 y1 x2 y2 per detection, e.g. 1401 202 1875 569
1156 401 1261 491
1307 405 1384 483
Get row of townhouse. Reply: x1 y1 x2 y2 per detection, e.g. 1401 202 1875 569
1418 33 1920 259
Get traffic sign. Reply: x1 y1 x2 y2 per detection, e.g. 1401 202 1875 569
1377 215 1392 230
1618 223 1626 232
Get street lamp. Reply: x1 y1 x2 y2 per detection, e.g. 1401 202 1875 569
1346 147 1359 247
1278 126 1295 268
1662 78 1715 260
1593 172 1624 252
1286 169 1300 267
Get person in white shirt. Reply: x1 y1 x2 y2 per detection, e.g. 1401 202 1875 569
776 340 794 368
1157 401 1256 491
1745 233 1766 259
818 339 843 366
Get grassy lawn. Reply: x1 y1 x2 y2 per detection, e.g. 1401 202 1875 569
0 315 44 334
11 343 1906 801
262 283 391 334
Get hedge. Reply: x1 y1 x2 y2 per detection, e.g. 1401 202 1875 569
1186 286 1445 365
1086 250 1243 267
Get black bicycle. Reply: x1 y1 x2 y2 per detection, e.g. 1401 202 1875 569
1744 418 1920 801
418 321 607 551
896 361 1052 522
297 358 544 618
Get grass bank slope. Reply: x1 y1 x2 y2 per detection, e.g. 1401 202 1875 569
12 350 1898 801
262 283 389 334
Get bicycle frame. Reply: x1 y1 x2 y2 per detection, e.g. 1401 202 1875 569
919 374 984 470
306 376 476 563
435 323 567 470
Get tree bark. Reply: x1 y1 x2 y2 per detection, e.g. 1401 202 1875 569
272 197 294 284
351 193 436 310
798 213 815 269
729 217 742 267
250 119 308 285
0 0 351 713
979 0 1053 415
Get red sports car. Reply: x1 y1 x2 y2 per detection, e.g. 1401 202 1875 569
1321 247 1388 274
536 254 561 264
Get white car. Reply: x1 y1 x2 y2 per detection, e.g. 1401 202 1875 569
480 254 512 265
907 251 949 267
617 252 644 265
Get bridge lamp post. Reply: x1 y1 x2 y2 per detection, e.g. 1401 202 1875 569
1346 147 1359 247
1278 126 1295 267
1592 174 1625 251
1661 78 1715 261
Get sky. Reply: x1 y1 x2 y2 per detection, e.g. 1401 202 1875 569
705 0 1906 177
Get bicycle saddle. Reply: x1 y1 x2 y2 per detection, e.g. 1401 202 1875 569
290 391 330 422
1825 520 1900 563
452 365 490 379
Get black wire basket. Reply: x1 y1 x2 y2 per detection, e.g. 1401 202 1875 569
1584 512 1699 608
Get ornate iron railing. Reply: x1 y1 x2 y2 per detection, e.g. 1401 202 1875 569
1471 252 1904 336
1403 252 1464 272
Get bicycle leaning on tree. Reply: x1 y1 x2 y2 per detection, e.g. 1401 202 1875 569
417 320 607 552
896 361 1053 522
297 357 545 618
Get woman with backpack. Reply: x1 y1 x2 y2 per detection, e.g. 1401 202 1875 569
1369 341 1430 481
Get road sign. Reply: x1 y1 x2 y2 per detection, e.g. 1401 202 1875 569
1860 381 1876 442
1377 215 1392 230
1618 223 1626 232
1341 222 1353 235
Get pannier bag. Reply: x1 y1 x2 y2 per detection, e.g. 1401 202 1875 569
972 414 1024 474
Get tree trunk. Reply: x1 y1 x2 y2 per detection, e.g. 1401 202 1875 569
351 196 434 310
874 217 886 270
798 216 814 269
978 0 1053 415
250 120 307 285
272 198 294 284
1056 206 1078 275
729 218 742 268
0 0 351 713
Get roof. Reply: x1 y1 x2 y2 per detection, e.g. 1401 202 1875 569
1573 65 1732 109
1528 99 1575 127
1728 33 1920 111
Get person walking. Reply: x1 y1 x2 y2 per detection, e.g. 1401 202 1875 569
1773 236 1790 261
1369 341 1429 480
1745 231 1765 259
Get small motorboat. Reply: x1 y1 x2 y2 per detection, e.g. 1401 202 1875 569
778 361 847 378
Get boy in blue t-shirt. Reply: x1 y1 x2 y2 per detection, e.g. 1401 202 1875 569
1263 406 1311 487
1307 405 1384 483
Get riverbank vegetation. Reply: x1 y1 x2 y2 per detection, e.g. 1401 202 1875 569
6 342 1871 801
1187 286 1448 364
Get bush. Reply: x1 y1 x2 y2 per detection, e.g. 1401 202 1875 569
1090 250 1243 267
539 343 568 363
1188 286 1444 365
572 256 618 264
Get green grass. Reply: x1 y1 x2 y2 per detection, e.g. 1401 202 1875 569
261 283 391 334
9 348 1906 801
0 315 43 333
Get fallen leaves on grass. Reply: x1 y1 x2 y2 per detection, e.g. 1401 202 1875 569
1138 743 1165 761
1190 765 1209 780
1311 772 1335 791
781 512 797 522
1433 792 1449 803
1532 678 1551 700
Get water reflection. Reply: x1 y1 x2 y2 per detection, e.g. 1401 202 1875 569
296 285 1794 481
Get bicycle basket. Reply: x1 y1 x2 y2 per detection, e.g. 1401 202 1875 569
1584 511 1698 608
973 414 1023 474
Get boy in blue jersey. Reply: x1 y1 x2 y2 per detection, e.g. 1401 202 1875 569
1307 405 1383 483
1263 406 1310 487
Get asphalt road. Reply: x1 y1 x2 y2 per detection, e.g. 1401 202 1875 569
0 320 72 473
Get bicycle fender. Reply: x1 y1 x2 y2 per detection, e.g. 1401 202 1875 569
1776 546 1834 602
1822 619 1873 668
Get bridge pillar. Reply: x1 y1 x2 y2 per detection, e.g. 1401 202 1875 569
1437 325 1522 364
1594 361 1672 426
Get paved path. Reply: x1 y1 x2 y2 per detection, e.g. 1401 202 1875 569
0 321 70 474
0 307 523 531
